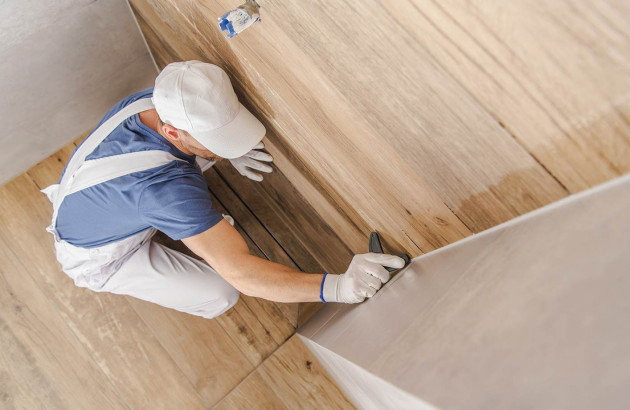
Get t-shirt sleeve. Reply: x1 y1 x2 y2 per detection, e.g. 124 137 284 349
138 171 224 240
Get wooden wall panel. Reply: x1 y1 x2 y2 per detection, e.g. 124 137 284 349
129 0 630 261
381 0 630 192
262 0 568 230
130 0 472 257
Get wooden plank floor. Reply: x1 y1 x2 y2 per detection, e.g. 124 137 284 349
0 136 353 409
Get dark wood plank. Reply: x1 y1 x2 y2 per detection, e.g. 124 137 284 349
212 162 353 275
207 166 339 327
205 168 307 271
205 179 298 343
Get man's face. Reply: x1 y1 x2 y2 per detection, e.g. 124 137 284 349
178 130 223 162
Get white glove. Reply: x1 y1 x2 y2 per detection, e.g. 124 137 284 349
229 142 273 182
322 253 405 303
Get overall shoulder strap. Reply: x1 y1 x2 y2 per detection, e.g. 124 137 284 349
67 150 187 195
59 98 155 188
50 98 181 230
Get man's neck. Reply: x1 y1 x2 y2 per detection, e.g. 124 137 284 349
138 109 161 133
138 109 194 156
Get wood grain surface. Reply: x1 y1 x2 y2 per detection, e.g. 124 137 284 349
216 335 354 409
128 0 630 268
4 0 629 406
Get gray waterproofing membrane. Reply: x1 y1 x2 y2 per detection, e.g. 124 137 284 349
299 172 630 410
0 0 156 186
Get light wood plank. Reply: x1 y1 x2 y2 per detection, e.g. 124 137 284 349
257 335 355 409
26 143 75 189
214 297 279 366
130 0 630 253
380 0 630 192
0 235 127 409
260 0 568 228
126 297 255 405
0 175 206 409
128 0 569 241
217 335 354 409
214 371 288 410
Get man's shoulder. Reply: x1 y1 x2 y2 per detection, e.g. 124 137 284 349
140 161 206 193
138 163 211 211
109 87 155 116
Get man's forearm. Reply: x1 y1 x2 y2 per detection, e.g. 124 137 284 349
220 254 324 303
185 220 403 305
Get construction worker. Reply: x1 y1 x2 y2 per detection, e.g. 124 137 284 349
43 60 404 319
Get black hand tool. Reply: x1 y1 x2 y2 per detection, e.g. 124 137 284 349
368 232 410 272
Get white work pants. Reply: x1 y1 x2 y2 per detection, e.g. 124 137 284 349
96 240 240 319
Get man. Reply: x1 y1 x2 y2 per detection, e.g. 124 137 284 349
43 60 404 319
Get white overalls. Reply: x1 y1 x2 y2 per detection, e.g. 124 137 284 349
42 98 239 319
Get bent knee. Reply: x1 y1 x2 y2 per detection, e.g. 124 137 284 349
223 287 240 312
188 287 240 319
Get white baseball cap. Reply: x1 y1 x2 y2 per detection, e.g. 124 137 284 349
152 60 265 159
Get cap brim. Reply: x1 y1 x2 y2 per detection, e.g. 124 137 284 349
191 103 266 159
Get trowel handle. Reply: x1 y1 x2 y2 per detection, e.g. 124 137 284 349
368 232 410 272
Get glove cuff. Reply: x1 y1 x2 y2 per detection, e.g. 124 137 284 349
322 274 341 303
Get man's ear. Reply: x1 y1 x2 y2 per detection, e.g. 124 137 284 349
161 123 181 143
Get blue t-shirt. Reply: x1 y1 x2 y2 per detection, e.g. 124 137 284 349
56 87 223 248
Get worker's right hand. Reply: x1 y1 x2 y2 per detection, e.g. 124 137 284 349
229 142 273 182
321 253 405 303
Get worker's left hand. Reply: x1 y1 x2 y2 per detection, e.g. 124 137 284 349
229 142 273 182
